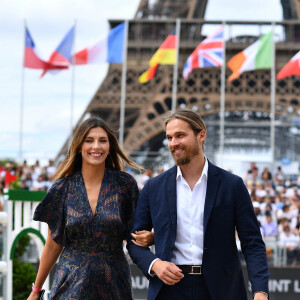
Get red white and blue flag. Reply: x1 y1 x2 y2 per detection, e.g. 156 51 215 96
73 23 125 65
41 26 75 77
24 27 68 71
183 26 224 79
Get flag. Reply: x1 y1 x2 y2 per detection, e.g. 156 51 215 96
41 26 75 77
139 32 177 83
74 23 125 65
183 26 224 80
5 171 18 187
24 27 68 71
277 50 300 79
227 30 273 82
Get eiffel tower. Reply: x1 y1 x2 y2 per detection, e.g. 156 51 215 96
57 0 300 167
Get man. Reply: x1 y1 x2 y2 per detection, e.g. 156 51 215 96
262 213 278 237
127 109 269 300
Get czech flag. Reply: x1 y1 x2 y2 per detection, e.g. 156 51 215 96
73 23 125 65
41 26 75 77
277 50 300 79
24 27 68 71
139 31 177 84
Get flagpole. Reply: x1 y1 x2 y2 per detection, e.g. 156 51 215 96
119 20 129 148
19 20 26 163
270 23 276 167
171 18 181 112
219 22 226 168
69 20 77 150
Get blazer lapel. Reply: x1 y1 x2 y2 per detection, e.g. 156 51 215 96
204 161 221 232
166 166 177 244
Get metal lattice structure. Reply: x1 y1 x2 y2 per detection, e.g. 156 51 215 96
57 0 300 167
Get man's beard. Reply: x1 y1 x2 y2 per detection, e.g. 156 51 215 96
171 143 200 166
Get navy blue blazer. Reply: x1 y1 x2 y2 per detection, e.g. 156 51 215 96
127 161 269 300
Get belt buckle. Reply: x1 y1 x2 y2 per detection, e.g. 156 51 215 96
190 265 202 275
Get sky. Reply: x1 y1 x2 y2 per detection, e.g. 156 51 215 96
0 0 283 165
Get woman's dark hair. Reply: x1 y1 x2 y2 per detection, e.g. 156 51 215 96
55 117 141 180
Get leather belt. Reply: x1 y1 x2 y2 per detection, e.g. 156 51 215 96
177 265 202 275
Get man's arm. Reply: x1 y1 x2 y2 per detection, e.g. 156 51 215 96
151 260 184 285
126 180 158 277
235 177 269 296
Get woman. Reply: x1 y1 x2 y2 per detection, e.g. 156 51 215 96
28 117 153 300
261 167 272 182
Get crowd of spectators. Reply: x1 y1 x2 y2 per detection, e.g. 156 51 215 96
1 159 300 265
0 159 57 192
244 162 300 266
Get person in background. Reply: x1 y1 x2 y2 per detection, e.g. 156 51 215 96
274 166 285 185
155 166 164 176
261 167 272 182
245 162 259 184
139 168 154 190
46 159 57 182
278 223 300 265
262 213 278 237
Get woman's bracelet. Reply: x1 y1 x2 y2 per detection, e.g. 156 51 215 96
32 283 43 293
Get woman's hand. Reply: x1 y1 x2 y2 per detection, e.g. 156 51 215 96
27 291 42 300
131 230 154 247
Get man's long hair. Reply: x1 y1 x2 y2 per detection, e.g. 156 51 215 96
164 109 206 147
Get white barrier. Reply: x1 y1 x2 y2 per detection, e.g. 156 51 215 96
1 189 49 300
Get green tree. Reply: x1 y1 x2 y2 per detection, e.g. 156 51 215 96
13 234 37 300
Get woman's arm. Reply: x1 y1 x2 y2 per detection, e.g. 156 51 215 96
131 230 154 247
27 228 63 300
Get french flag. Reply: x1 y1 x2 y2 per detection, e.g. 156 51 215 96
73 23 125 65
41 26 75 77
24 27 68 71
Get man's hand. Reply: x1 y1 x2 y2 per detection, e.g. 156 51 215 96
254 292 268 300
151 260 184 285
131 230 154 247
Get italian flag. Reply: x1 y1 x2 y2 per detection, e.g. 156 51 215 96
227 31 273 82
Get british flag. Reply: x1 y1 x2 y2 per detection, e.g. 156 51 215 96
183 25 224 80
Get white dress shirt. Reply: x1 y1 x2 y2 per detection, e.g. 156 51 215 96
172 158 208 265
148 158 208 274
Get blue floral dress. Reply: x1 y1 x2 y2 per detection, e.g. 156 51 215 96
33 168 139 300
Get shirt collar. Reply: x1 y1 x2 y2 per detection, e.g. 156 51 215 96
176 157 208 181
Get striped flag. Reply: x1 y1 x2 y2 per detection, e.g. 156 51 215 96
277 50 300 79
73 23 125 64
41 26 75 77
227 31 273 82
183 26 224 80
24 27 68 71
139 31 177 84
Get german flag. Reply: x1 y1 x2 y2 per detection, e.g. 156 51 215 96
139 32 177 84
